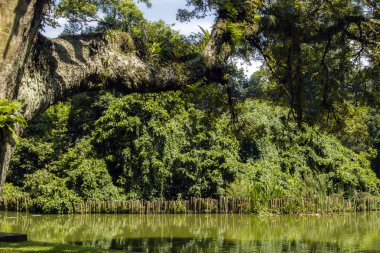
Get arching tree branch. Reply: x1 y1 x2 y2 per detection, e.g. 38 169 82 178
17 19 230 120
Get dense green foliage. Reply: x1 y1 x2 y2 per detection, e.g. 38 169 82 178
4 0 379 214
0 99 26 148
7 88 379 213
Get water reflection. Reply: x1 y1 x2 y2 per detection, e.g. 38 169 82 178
74 238 348 253
0 212 379 252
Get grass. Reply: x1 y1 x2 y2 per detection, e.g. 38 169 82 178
0 241 108 253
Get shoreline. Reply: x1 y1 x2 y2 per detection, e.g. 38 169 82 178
1 195 379 215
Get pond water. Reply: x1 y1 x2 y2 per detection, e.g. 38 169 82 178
0 211 379 252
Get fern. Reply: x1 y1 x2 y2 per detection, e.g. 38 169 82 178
0 99 26 146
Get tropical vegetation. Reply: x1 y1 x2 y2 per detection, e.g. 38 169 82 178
1 0 379 214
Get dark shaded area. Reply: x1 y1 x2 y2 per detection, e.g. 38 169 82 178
65 37 87 64
53 42 79 66
239 139 260 162
371 145 380 178
55 34 104 64
0 233 27 242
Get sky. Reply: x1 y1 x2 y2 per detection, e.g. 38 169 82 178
42 0 260 75
43 0 214 37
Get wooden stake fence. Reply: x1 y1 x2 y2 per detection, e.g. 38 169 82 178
0 195 378 214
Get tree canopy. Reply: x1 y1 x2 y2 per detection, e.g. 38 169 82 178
47 0 379 128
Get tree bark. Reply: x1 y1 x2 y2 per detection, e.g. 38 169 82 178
0 1 230 193
0 0 48 98
0 0 48 194
0 143 14 191
17 27 227 121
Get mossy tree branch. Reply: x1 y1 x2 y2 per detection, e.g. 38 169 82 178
17 18 231 121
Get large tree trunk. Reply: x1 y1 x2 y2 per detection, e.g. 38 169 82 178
0 0 47 97
0 1 230 193
0 0 48 193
